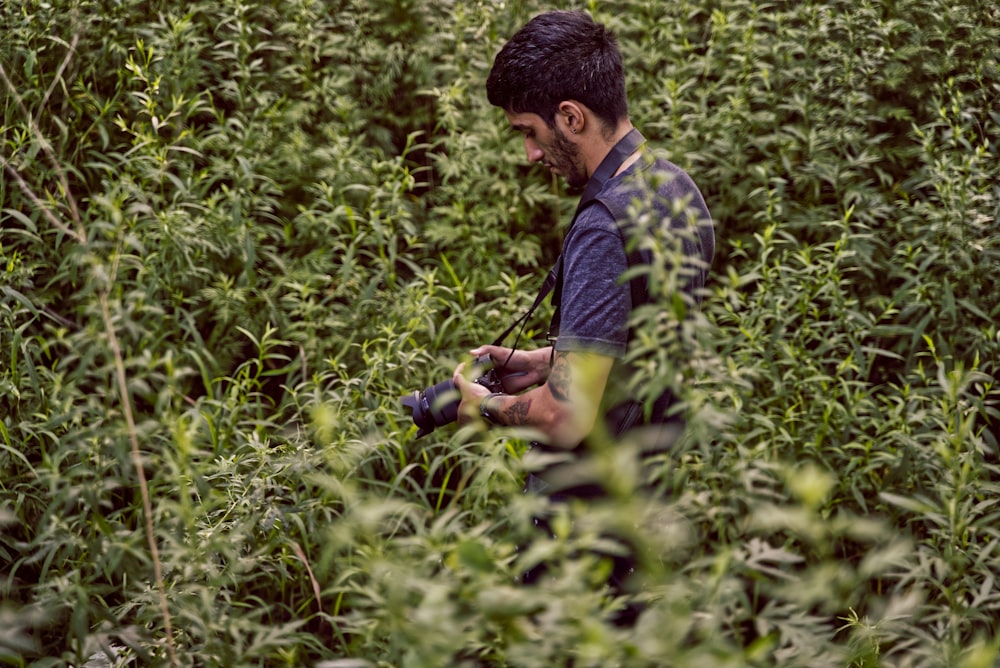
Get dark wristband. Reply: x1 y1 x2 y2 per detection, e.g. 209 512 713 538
479 392 504 426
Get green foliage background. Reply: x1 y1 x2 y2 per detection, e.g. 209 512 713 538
1 0 998 665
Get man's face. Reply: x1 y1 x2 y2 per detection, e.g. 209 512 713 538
505 110 588 188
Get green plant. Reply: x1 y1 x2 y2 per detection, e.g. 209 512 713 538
2 0 998 665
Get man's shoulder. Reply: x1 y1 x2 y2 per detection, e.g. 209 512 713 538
628 153 700 194
598 152 708 216
571 197 619 232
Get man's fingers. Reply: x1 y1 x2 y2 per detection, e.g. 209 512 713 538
470 345 495 360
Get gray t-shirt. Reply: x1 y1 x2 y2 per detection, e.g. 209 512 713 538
554 154 714 360
530 151 713 493
553 201 632 358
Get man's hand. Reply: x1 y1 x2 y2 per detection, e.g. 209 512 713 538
452 360 492 426
471 345 552 394
452 346 614 449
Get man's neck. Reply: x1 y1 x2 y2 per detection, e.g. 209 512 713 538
584 120 638 180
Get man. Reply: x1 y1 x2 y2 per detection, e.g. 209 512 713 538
453 10 714 494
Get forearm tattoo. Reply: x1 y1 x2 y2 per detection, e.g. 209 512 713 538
547 353 572 403
502 397 532 426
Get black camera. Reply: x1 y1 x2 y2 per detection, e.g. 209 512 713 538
402 355 504 437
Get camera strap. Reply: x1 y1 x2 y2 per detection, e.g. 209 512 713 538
572 128 646 222
490 128 646 350
549 128 646 339
490 260 560 347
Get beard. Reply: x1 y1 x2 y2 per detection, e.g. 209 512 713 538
548 126 588 189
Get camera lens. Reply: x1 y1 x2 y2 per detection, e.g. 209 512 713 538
401 378 461 438
401 355 496 438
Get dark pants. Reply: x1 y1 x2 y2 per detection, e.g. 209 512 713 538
520 474 643 626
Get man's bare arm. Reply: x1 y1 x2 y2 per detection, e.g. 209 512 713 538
488 350 613 448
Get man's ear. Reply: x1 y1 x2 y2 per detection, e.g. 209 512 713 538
557 101 586 135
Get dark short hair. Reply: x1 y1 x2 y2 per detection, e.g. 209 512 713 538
486 10 628 130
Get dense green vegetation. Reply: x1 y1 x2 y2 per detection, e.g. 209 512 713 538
2 0 998 665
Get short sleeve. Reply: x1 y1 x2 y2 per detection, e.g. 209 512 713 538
554 203 631 358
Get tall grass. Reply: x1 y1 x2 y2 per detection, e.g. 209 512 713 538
2 0 998 665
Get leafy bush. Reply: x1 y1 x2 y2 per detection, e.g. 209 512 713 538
2 0 998 665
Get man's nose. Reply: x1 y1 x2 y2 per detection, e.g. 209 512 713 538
524 138 544 163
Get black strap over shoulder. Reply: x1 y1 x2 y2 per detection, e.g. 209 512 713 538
492 129 646 349
572 128 646 220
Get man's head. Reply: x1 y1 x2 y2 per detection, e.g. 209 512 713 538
486 10 628 133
